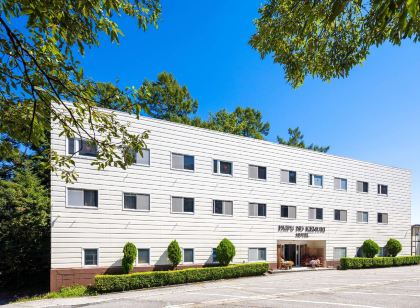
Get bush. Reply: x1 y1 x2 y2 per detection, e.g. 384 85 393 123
385 238 402 257
122 242 137 274
361 239 380 258
168 240 182 268
216 238 236 266
95 262 269 293
340 256 420 270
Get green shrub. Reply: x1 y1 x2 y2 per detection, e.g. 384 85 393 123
122 242 137 274
168 240 182 268
340 256 420 270
95 262 269 293
361 239 380 258
216 238 236 266
385 238 402 257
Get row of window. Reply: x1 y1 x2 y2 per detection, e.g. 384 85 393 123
67 138 389 196
333 246 389 260
84 246 387 266
67 189 389 224
82 247 266 266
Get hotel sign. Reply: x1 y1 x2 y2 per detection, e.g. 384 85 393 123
278 225 326 238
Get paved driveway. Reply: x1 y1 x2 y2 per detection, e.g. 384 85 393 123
10 266 420 307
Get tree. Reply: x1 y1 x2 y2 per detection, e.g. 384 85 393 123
0 167 50 289
122 242 137 274
138 72 199 124
361 239 380 258
216 238 236 266
167 240 182 269
203 107 270 140
0 1 161 182
277 127 330 153
250 0 420 88
385 238 402 257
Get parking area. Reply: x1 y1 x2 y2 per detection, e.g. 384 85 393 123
11 265 420 308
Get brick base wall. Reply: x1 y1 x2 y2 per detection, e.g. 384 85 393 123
50 262 278 291
326 260 340 268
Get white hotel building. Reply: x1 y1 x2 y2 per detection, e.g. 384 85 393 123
50 107 412 290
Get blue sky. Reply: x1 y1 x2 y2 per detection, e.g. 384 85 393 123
80 0 420 222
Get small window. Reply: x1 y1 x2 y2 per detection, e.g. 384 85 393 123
211 248 218 263
123 193 150 211
355 247 363 257
183 248 194 263
333 247 347 260
357 181 369 193
308 207 323 220
213 160 233 175
377 213 388 224
84 249 98 266
138 248 150 264
378 247 387 257
248 248 266 261
171 197 194 213
213 200 233 216
378 184 388 196
334 178 347 191
334 209 347 222
248 203 267 217
249 165 267 180
68 188 98 208
281 205 296 219
281 170 296 184
309 174 323 187
134 149 150 165
357 211 369 223
68 138 98 157
172 153 194 171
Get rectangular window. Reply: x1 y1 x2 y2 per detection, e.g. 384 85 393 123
249 165 267 180
357 181 369 193
172 153 194 171
212 248 218 263
68 138 98 157
309 174 323 187
334 209 347 222
377 213 388 224
281 170 297 184
213 160 233 175
134 149 150 165
334 177 348 191
356 247 362 257
281 205 296 219
213 200 233 216
248 203 267 217
123 193 150 211
308 207 323 220
183 248 194 263
84 249 98 266
378 184 388 196
333 247 347 260
378 247 388 257
68 188 98 208
248 248 266 261
138 248 150 264
357 211 369 223
171 197 194 213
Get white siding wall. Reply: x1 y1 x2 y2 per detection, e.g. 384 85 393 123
51 108 411 269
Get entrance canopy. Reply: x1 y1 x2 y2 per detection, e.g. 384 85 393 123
277 240 326 268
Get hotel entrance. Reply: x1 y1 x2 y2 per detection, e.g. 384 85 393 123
277 240 326 268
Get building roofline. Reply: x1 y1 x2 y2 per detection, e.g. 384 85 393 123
64 102 411 173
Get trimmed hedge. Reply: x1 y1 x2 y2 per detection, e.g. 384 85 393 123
340 256 420 270
95 262 269 293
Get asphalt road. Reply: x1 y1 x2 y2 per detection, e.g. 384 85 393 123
10 266 420 308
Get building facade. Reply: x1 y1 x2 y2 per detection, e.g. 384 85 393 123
50 107 412 291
